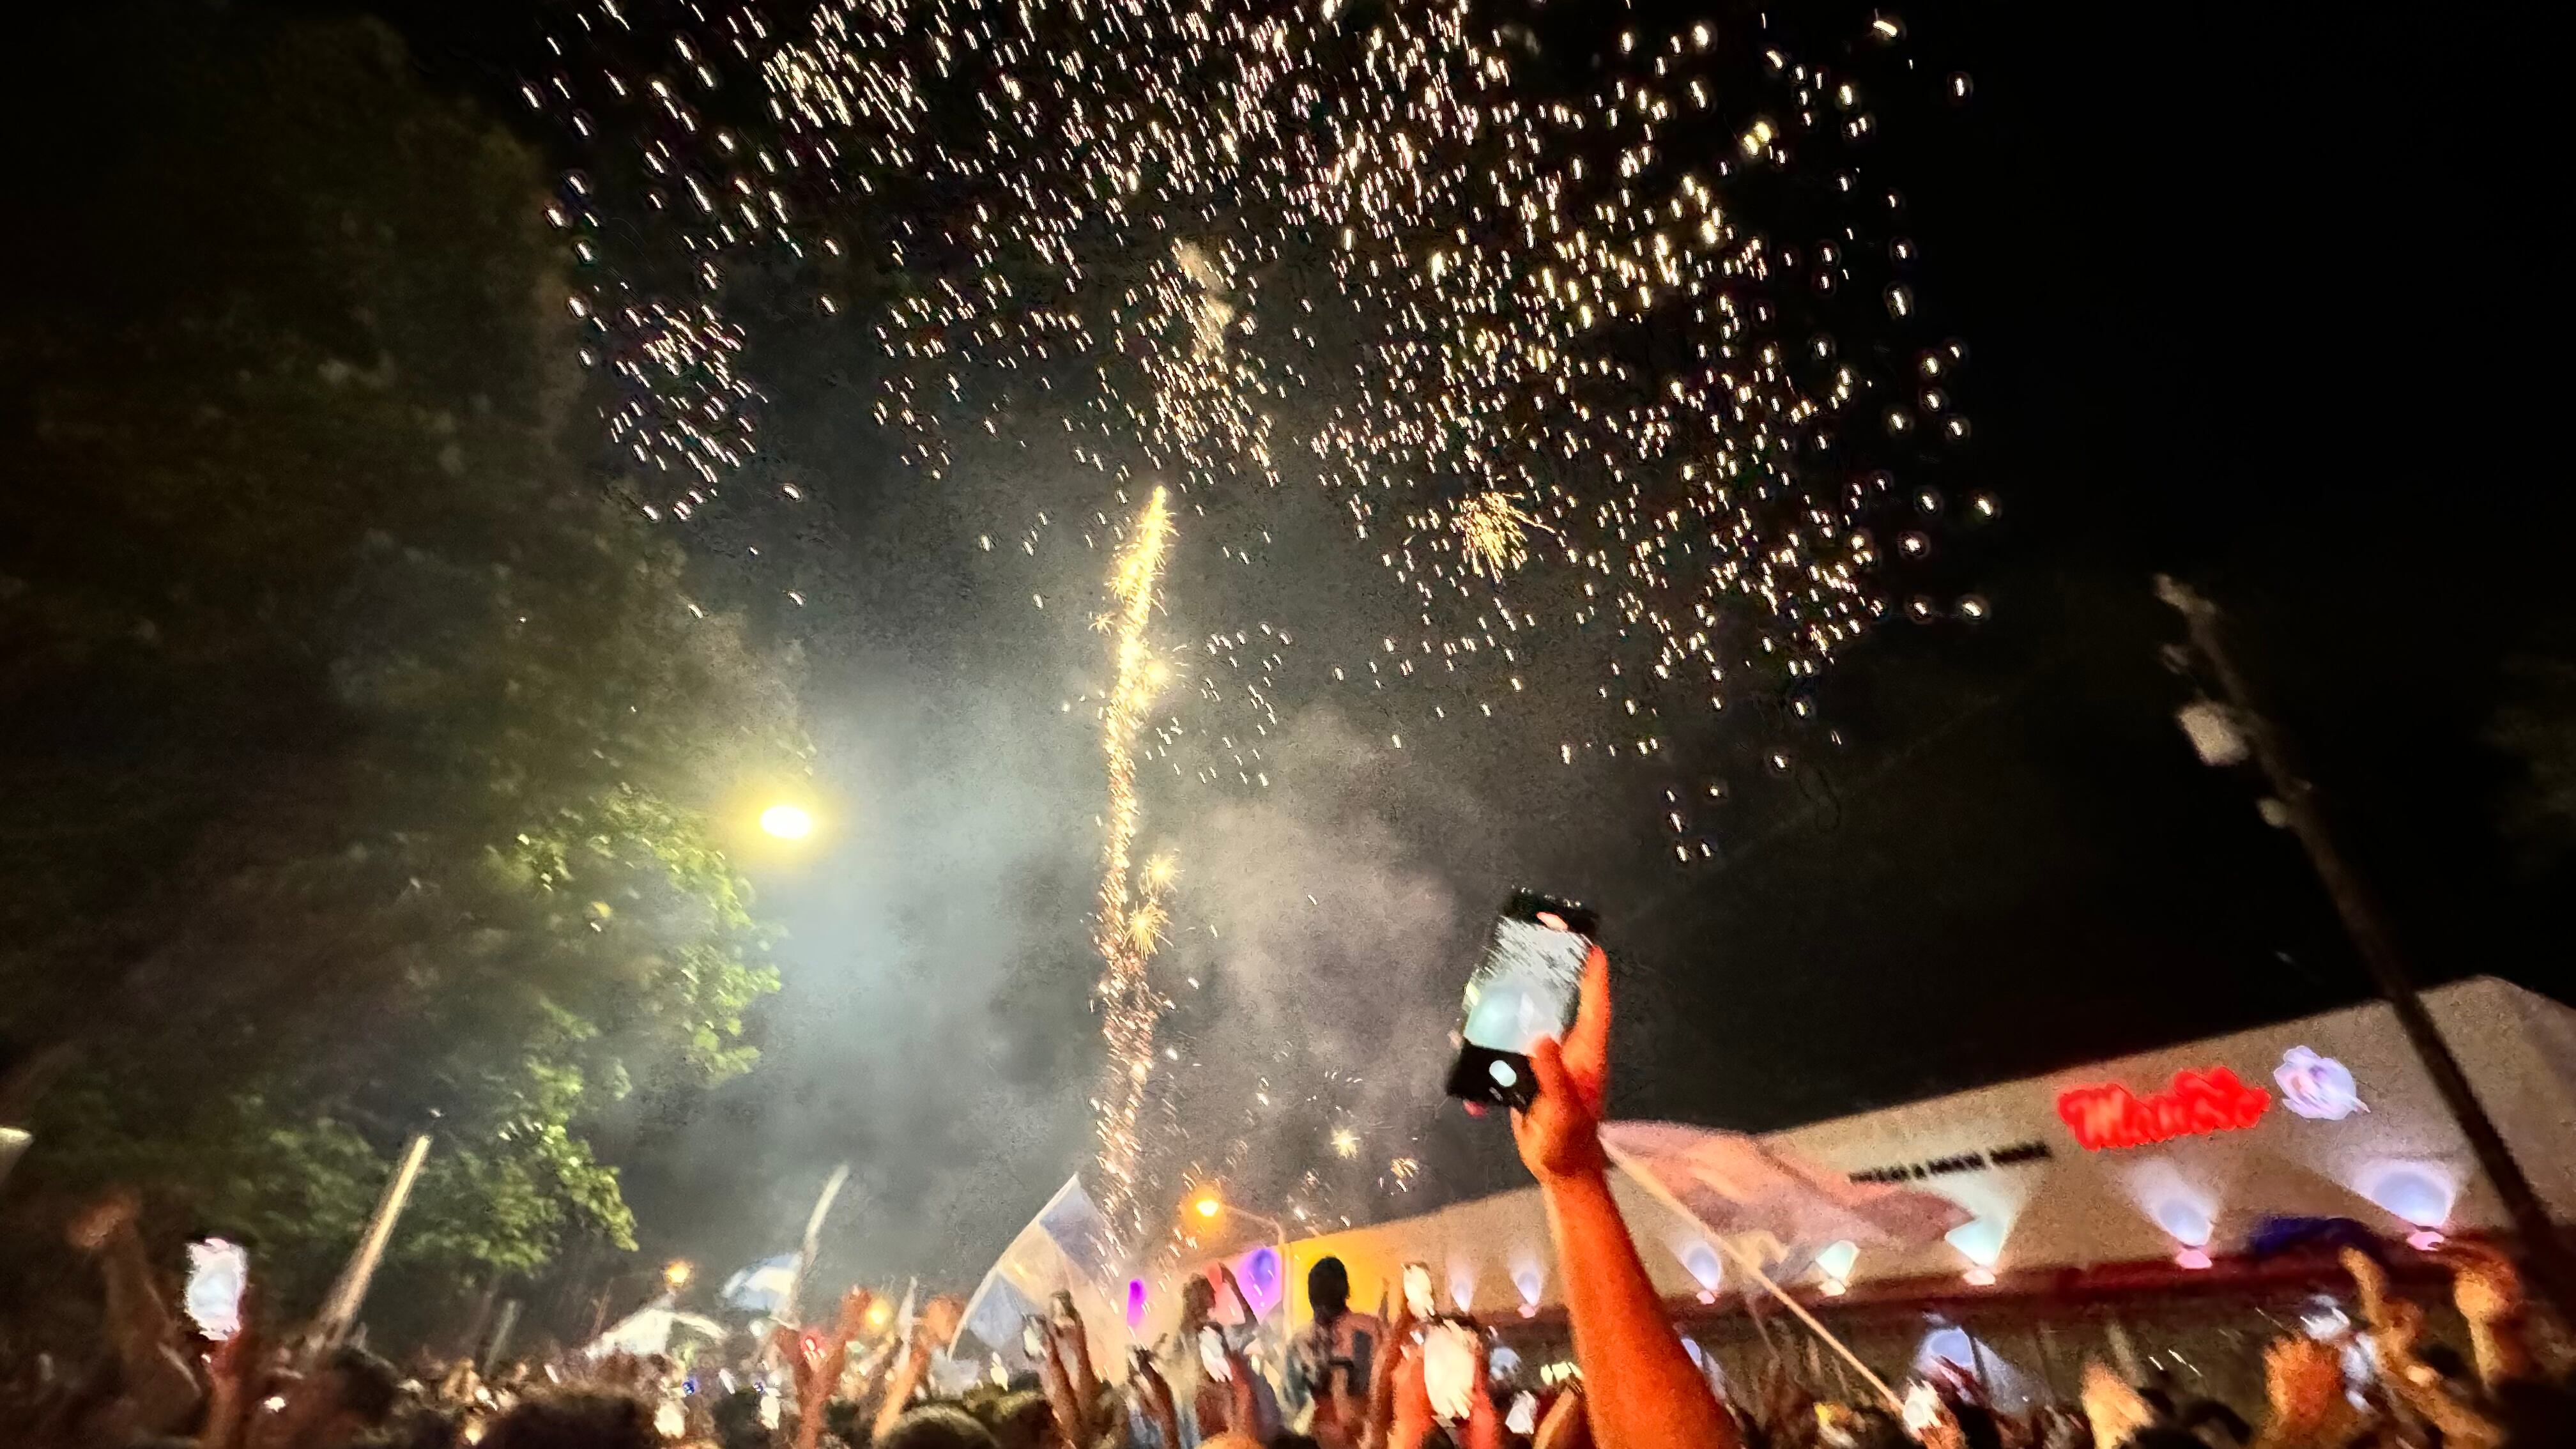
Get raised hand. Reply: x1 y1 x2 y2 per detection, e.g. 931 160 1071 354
2077 1363 2153 1449
1385 1335 1436 1449
2443 1241 2526 1325
66 1186 142 1253
919 1294 965 1351
1133 1353 1181 1449
2441 1241 2538 1390
1511 946 1611 1184
195 1277 263 1449
2260 1336 2344 1438
2339 1248 2423 1358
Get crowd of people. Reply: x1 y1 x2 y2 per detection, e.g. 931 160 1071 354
7 949 2572 1449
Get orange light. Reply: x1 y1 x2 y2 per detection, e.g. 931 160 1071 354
1193 1195 1222 1220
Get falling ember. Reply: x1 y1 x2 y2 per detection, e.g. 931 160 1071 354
1092 488 1177 1246
1330 1127 1361 1158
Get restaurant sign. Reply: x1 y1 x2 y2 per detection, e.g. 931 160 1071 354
2055 1067 2271 1151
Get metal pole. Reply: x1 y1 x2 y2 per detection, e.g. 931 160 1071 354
483 1298 521 1372
2157 576 2576 1320
310 1131 433 1354
780 1163 851 1329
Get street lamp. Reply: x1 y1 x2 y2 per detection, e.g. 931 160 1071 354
759 802 815 839
1190 1192 1287 1239
663 1259 693 1291
1186 1193 1291 1324
2156 574 2576 1319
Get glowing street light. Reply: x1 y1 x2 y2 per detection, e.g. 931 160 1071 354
663 1259 694 1289
1190 1192 1287 1239
1184 1192 1293 1324
759 803 815 840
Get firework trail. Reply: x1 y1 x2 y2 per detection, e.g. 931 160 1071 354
1092 487 1176 1246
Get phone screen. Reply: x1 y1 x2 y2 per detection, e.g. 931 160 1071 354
184 1238 249 1342
1199 1326 1233 1383
1402 1262 1437 1320
1422 1322 1478 1423
1901 1382 1941 1435
1445 891 1597 1108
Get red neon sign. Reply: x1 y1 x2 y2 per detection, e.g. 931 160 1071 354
2055 1068 2270 1151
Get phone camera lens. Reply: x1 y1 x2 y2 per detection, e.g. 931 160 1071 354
1489 1060 1518 1087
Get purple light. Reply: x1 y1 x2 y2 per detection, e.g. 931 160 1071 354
1126 1279 1148 1329
1238 1247 1284 1316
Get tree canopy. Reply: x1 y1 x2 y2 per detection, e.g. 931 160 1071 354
0 6 806 1341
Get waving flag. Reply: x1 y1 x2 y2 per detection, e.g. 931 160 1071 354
954 1176 1131 1370
722 1254 803 1317
1602 1120 1968 1253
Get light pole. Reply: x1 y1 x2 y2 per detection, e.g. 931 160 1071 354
590 1259 694 1341
2156 574 2576 1320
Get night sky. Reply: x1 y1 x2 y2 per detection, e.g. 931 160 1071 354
272 0 2564 1290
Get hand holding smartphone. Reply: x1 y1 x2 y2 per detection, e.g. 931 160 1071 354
1421 1320 1481 1423
184 1238 250 1342
1402 1262 1438 1321
1445 891 1598 1110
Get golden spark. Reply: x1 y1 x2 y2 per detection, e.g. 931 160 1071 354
1455 491 1550 579
1092 487 1177 1246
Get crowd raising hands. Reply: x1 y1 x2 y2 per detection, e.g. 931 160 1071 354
5 945 2573 1449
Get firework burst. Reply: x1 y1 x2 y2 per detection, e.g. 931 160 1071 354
1453 491 1551 580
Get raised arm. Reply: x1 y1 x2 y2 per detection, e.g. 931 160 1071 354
872 1296 963 1443
793 1289 872 1449
1512 947 1736 1449
1133 1353 1183 1449
68 1189 203 1435
1036 1319 1086 1449
2444 1241 2538 1391
1363 1294 1418 1449
1218 1263 1260 1329
1050 1292 1103 1428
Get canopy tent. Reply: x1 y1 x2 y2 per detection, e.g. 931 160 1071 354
590 1304 726 1360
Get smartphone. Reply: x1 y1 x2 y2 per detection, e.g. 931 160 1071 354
1445 891 1598 1108
183 1238 250 1342
1422 1321 1478 1423
1901 1381 1942 1436
1402 1262 1438 1320
1022 1317 1048 1360
1199 1325 1234 1383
